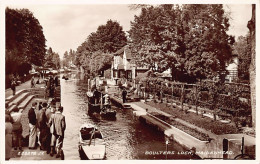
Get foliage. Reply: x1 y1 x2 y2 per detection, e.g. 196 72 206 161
233 34 251 81
75 20 127 76
6 7 46 75
129 4 234 82
138 74 251 125
182 5 234 81
44 47 60 69
104 69 111 79
87 20 127 53
129 5 183 74
62 49 77 68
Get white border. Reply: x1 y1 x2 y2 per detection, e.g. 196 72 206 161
0 0 259 164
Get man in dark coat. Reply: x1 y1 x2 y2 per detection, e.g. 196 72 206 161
54 76 59 87
93 89 99 104
49 106 66 158
122 88 127 103
37 102 49 150
28 102 37 149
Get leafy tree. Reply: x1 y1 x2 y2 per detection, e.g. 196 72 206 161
129 5 183 73
181 4 234 81
233 34 250 81
75 20 127 76
6 7 46 75
63 51 69 67
129 4 234 82
44 47 60 69
87 20 127 53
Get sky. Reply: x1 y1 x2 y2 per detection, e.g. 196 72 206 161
6 4 252 58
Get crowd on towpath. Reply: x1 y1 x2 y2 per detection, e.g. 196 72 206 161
5 74 66 160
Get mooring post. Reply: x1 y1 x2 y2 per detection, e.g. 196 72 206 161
223 138 228 159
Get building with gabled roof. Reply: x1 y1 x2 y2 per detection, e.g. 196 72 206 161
225 54 238 82
111 45 149 81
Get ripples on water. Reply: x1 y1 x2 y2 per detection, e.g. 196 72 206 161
60 73 190 160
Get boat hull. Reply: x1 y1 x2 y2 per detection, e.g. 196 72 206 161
78 123 106 160
88 103 102 114
100 111 116 118
79 144 106 160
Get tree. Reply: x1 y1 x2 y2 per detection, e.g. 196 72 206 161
87 20 127 53
63 51 69 68
129 5 183 73
75 20 127 76
181 4 234 82
233 34 251 81
6 7 46 75
129 4 234 82
44 47 60 69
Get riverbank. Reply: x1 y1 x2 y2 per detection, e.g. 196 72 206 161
108 89 255 159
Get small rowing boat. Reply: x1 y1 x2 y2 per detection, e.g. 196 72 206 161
78 124 106 160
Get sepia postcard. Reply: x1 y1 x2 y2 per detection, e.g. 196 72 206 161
0 0 259 163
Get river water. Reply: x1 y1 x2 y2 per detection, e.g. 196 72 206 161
61 72 191 160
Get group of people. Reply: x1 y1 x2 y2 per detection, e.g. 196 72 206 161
28 100 66 158
92 89 111 105
91 87 127 105
5 99 66 160
45 75 59 98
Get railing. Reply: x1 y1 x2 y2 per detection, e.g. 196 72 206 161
130 80 251 126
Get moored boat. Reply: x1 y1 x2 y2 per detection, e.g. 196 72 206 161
78 123 106 160
86 91 117 119
86 91 102 114
100 107 116 119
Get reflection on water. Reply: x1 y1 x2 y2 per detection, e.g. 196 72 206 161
61 73 190 160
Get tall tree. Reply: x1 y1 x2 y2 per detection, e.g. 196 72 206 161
129 4 234 82
44 47 60 69
233 34 251 81
63 51 69 67
182 4 234 81
6 7 46 75
75 20 127 76
129 5 184 73
87 20 127 53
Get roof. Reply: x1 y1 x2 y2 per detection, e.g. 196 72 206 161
114 45 132 59
125 46 132 59
114 47 125 57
